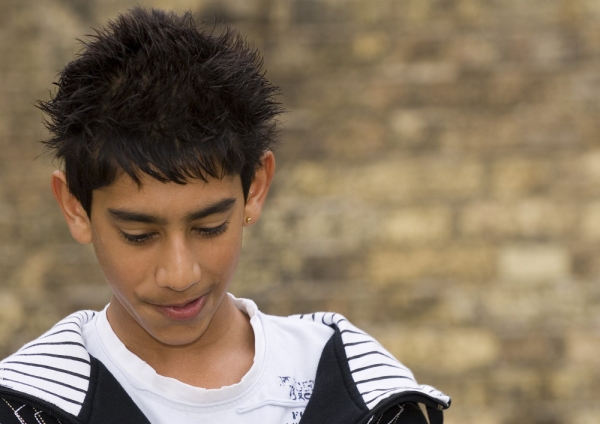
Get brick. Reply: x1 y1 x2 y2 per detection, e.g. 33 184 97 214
352 32 387 61
256 197 376 254
490 366 544 400
324 117 386 159
269 34 316 72
456 0 487 24
444 409 504 424
204 0 265 19
534 31 571 68
370 326 500 374
0 290 24 341
498 244 570 282
368 244 495 285
352 1 395 25
433 287 481 324
280 157 486 203
579 25 600 58
580 201 600 240
579 149 600 186
382 62 459 85
439 107 574 153
482 283 588 328
448 34 500 69
512 198 576 236
488 71 529 107
459 201 513 238
284 161 333 197
552 156 599 199
550 365 600 401
58 279 111 309
356 158 485 202
501 334 562 364
388 109 428 145
460 199 576 239
10 251 53 300
379 206 452 244
402 0 432 23
573 408 600 424
565 332 600 365
491 158 554 199
448 375 489 407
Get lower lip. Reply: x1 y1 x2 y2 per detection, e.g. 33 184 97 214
158 295 206 321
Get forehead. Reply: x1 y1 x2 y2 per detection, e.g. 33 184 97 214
91 172 242 212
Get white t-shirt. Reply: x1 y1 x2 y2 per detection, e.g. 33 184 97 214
81 295 333 424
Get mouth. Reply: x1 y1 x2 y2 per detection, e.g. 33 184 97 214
156 294 207 321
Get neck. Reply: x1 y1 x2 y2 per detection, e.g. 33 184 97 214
108 295 255 389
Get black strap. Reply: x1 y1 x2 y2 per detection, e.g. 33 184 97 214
426 404 444 424
79 356 151 424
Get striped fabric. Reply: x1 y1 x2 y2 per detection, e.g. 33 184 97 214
1 308 449 422
294 312 450 410
0 310 96 417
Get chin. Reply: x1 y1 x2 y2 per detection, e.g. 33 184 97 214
150 320 210 346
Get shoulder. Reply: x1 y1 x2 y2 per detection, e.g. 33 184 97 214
234 295 336 349
1 310 149 423
0 310 97 418
256 311 335 367
261 311 335 338
283 312 452 424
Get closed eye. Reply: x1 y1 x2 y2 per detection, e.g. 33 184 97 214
119 231 157 245
194 221 229 238
118 221 229 245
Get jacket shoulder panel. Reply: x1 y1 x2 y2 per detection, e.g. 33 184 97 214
292 313 450 414
79 357 150 424
0 395 66 424
298 328 367 423
0 310 96 417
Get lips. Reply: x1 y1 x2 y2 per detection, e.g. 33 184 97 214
156 294 207 321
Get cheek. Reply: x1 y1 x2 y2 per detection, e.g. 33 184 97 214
203 231 243 278
101 261 139 294
93 236 147 294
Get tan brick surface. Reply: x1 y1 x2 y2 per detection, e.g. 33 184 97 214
368 244 495 285
379 206 452 244
499 244 570 282
370 326 501 374
1 1 597 423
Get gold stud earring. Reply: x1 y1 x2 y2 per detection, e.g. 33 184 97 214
246 217 252 224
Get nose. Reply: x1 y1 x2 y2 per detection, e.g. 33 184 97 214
155 236 201 291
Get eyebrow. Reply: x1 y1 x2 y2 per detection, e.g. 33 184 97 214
107 198 237 225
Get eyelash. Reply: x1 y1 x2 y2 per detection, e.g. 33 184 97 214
193 221 229 238
119 222 229 245
119 232 156 245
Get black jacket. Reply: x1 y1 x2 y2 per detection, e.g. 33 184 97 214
0 311 450 424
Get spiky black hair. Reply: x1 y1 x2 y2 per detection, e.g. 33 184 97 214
39 7 282 215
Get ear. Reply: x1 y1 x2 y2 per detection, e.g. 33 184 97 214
243 151 275 226
51 170 93 244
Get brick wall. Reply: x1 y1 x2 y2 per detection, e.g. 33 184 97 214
1 1 599 423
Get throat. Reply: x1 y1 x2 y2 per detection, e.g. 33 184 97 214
147 303 255 389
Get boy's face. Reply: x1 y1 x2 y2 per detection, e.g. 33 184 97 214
92 172 246 348
51 153 274 350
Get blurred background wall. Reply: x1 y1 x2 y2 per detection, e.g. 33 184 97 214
1 0 600 423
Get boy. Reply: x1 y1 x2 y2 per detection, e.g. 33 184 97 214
0 8 450 424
